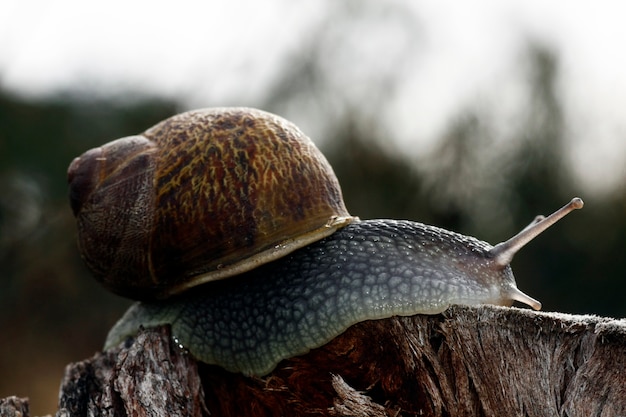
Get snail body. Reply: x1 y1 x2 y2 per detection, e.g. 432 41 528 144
105 219 534 375
68 107 583 376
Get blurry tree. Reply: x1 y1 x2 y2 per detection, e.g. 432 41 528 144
0 90 179 412
499 46 581 312
262 0 422 145
418 112 500 233
324 113 427 221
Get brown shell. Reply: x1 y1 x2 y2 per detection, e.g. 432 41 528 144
68 108 354 300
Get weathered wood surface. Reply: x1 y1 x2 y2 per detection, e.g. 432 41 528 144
3 305 625 417
0 396 30 417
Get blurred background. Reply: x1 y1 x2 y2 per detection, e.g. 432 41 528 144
1 0 625 414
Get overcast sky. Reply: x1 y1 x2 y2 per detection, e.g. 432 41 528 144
1 0 625 195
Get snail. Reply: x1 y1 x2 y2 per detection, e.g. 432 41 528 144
67 107 584 376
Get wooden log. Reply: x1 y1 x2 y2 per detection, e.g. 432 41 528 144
56 326 206 417
0 396 30 417
2 305 625 416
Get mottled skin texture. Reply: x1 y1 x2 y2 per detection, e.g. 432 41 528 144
106 219 523 376
68 108 352 299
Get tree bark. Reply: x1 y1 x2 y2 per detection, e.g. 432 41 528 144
0 397 30 417
3 305 626 417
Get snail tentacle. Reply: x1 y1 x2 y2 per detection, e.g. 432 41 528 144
490 198 584 267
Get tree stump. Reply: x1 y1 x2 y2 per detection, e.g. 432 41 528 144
0 397 30 417
2 305 625 416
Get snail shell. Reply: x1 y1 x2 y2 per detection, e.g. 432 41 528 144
68 108 353 300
